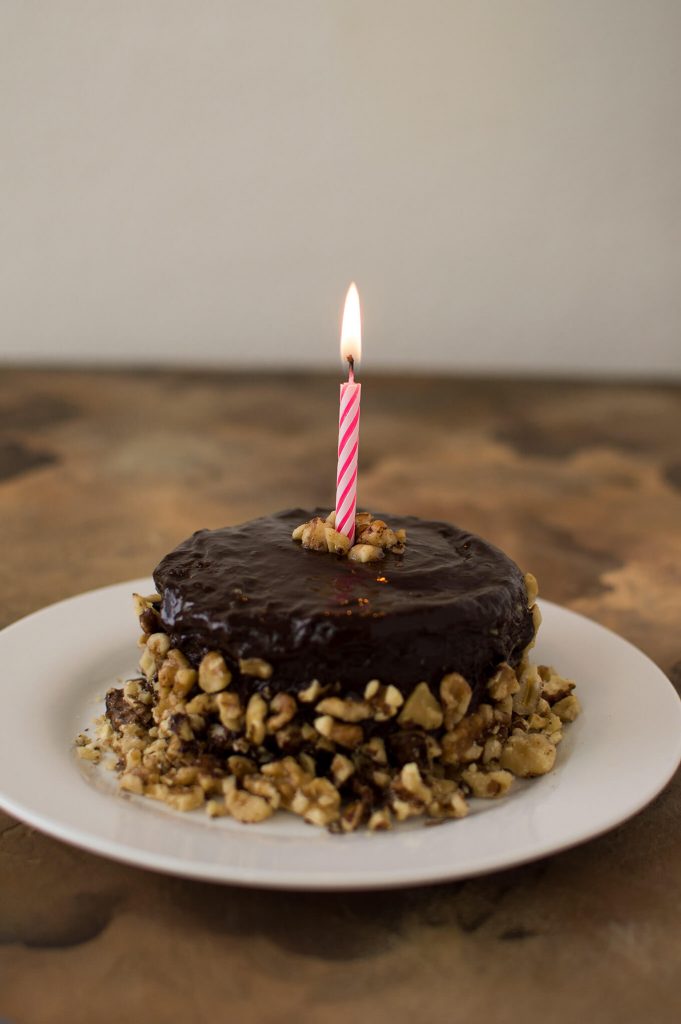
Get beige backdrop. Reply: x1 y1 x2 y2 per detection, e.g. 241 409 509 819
1 1 679 374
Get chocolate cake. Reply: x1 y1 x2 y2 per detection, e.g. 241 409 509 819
80 508 581 831
153 509 535 701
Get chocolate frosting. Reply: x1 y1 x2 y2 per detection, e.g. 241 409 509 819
153 509 534 698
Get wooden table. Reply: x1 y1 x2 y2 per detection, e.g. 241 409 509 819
2 369 680 1024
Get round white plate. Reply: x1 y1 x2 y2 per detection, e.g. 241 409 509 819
1 579 679 890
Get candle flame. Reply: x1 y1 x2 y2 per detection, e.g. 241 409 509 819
340 282 361 367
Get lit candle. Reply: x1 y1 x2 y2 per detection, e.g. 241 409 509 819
335 283 362 543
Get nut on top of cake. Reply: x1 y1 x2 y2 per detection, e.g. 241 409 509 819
292 509 406 560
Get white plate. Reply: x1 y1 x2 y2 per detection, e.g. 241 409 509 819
1 579 679 890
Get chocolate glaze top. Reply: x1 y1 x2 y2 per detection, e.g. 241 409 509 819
153 509 535 698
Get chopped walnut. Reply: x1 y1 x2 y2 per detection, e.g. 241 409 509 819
513 664 543 716
225 784 275 823
301 517 328 551
185 692 215 716
315 696 372 722
340 800 367 832
348 543 384 563
358 519 398 550
245 694 268 746
166 786 205 812
440 707 492 766
91 573 581 832
174 667 197 699
427 778 469 820
524 572 539 607
462 765 514 798
362 736 388 764
314 715 363 749
543 712 563 743
398 762 432 804
262 756 313 808
439 673 472 729
298 679 325 703
120 771 144 794
367 808 392 831
331 753 355 786
132 592 161 617
292 511 407 559
266 692 297 732
552 694 582 722
206 799 229 818
239 657 273 680
539 666 577 704
242 773 282 810
324 526 352 555
364 680 404 720
482 736 503 764
487 663 520 701
158 648 191 694
198 651 232 693
227 755 257 778
500 733 557 777
398 682 443 731
75 744 101 763
291 778 341 826
147 632 171 660
216 691 243 731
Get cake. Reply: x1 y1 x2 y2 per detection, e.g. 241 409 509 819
153 509 535 698
78 509 581 830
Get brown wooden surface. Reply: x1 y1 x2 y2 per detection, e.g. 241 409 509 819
1 368 680 1024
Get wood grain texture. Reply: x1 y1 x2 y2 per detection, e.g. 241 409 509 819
1 368 680 1024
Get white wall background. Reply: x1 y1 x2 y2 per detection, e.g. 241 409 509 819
1 0 680 375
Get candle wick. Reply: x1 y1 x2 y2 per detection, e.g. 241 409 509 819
347 355 355 383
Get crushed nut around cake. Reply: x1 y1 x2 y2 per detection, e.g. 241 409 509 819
75 580 581 833
292 511 406 559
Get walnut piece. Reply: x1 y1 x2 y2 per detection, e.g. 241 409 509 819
553 694 582 722
267 692 297 732
524 572 539 607
539 666 577 704
324 526 352 555
513 664 542 716
462 765 514 798
398 682 443 731
245 694 268 746
487 663 520 701
364 680 404 720
239 657 273 680
348 543 384 563
358 519 398 550
198 651 232 693
439 673 472 729
225 784 275 823
291 778 341 826
298 679 324 703
315 696 372 722
331 753 355 786
500 733 557 777
292 511 407 559
314 715 363 749
216 691 243 731
367 808 392 831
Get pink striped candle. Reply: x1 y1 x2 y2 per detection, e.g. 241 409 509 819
335 283 362 543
